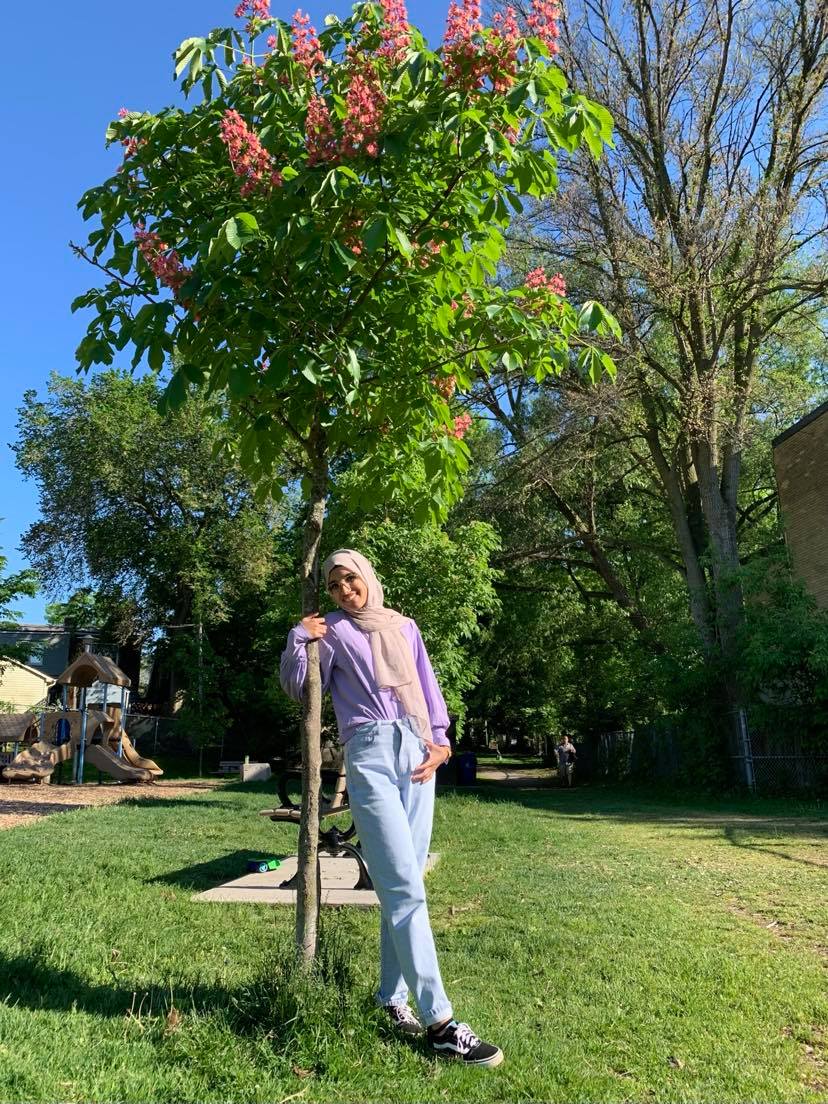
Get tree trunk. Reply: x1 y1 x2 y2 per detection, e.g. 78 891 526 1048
639 418 716 654
691 439 744 656
295 426 328 966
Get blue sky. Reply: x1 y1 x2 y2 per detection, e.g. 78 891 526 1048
1 0 448 624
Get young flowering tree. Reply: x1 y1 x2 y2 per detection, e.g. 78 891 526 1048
72 0 619 963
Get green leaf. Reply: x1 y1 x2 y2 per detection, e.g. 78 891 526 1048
346 346 360 383
578 300 622 338
393 226 413 257
331 240 357 269
577 346 606 385
228 367 256 398
362 215 388 254
179 363 204 384
148 342 165 373
174 40 198 78
335 165 360 183
225 218 242 252
220 214 259 256
160 372 188 412
236 211 259 234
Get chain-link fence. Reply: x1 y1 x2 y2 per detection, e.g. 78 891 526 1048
584 706 827 795
123 713 187 758
735 705 828 794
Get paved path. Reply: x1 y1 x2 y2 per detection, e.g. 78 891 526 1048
475 765 558 786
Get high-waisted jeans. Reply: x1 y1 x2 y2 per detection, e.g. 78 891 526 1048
343 717 453 1027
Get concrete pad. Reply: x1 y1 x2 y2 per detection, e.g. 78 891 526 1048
194 852 440 908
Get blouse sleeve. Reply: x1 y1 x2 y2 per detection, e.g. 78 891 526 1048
410 622 450 746
279 622 334 702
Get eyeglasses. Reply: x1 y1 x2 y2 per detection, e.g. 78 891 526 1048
327 572 361 595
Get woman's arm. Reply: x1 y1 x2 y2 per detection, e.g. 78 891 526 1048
279 620 334 702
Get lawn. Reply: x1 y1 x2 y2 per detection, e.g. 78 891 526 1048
0 779 825 1103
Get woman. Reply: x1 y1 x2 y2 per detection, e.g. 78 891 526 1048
280 549 503 1067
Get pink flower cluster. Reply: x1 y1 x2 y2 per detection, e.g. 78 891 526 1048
291 10 324 77
487 7 521 93
450 412 473 438
340 53 386 158
443 0 484 89
443 0 523 92
377 0 411 64
219 109 283 196
450 294 475 318
414 239 443 268
527 0 561 55
525 266 566 295
432 375 457 399
343 216 364 255
234 0 270 26
121 136 145 158
305 94 338 165
134 223 191 294
305 53 386 164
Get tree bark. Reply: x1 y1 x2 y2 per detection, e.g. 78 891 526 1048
295 423 328 967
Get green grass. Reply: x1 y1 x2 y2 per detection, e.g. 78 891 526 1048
0 780 825 1102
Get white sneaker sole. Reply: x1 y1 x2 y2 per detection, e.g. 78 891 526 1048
468 1047 504 1068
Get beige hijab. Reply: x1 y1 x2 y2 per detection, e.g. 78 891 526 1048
322 548 431 742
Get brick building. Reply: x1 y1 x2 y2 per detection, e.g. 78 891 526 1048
773 400 828 609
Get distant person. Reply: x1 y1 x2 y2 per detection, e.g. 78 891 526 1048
556 735 577 787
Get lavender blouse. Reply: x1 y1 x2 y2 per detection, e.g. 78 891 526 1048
280 610 450 747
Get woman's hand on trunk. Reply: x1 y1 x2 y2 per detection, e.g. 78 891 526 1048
301 613 327 639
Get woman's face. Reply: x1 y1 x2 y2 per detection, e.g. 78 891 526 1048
327 566 369 611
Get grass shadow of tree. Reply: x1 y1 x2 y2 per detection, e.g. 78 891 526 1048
0 945 227 1020
148 849 289 892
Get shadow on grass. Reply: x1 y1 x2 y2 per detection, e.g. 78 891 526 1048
0 799 91 817
723 825 828 869
0 947 228 1019
439 780 828 836
116 797 243 814
0 926 382 1074
149 849 289 892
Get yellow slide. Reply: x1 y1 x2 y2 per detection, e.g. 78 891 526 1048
115 733 163 778
2 739 73 782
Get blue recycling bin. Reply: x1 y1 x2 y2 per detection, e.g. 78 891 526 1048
455 751 477 786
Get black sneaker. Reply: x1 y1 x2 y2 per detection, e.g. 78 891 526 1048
428 1020 504 1066
383 1002 424 1035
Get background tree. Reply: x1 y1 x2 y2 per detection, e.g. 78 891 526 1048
456 306 828 765
479 0 828 779
557 0 828 724
14 370 279 715
0 548 40 686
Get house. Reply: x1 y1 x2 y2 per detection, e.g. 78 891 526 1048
0 624 130 677
0 657 54 710
773 400 828 609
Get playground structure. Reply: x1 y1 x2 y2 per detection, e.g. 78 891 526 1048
1 651 162 785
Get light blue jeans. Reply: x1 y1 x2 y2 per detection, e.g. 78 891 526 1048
344 717 453 1027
